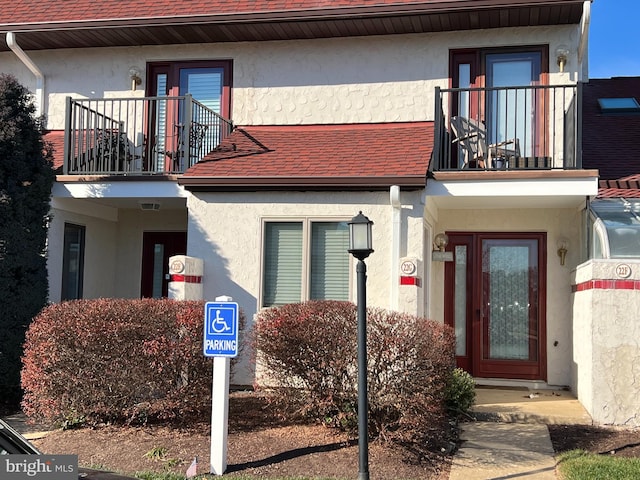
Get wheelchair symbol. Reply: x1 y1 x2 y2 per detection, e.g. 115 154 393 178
211 309 231 333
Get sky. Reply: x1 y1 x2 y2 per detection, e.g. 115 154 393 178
589 0 640 78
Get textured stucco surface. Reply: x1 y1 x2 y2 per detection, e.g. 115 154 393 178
47 203 187 302
187 189 425 385
572 260 640 426
1 25 578 129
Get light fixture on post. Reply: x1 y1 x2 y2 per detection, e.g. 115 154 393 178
347 211 373 480
557 238 569 266
556 45 570 73
129 66 142 91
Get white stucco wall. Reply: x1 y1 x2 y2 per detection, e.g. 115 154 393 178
48 206 118 302
47 202 187 301
572 260 640 426
1 25 579 130
187 189 425 384
425 205 583 387
114 208 188 298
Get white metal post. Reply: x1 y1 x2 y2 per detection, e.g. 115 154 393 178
211 356 230 475
210 295 233 475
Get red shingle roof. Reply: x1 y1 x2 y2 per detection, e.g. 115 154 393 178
182 122 432 189
0 1 474 25
43 130 65 170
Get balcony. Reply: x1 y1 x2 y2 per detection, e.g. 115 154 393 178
63 94 234 175
430 83 581 173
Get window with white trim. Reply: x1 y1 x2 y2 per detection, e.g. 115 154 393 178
262 220 350 307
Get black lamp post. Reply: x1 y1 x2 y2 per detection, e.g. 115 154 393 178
348 211 374 480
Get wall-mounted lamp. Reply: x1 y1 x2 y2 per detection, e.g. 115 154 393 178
557 238 569 266
433 233 449 252
432 233 453 262
129 66 142 91
556 45 570 73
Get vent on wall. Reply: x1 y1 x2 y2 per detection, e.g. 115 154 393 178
139 202 161 211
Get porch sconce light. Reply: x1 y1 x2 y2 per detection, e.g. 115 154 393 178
556 45 570 73
557 238 569 266
129 66 142 91
432 233 453 262
347 211 373 480
433 233 449 252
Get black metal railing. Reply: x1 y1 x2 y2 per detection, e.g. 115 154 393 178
430 83 581 172
63 94 234 175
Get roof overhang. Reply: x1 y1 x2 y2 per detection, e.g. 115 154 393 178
426 169 599 209
1 0 585 51
180 175 426 192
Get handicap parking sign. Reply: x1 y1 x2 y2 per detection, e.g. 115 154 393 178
204 302 239 357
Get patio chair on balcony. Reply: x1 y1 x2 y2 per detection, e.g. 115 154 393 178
96 128 135 173
450 116 521 169
159 121 209 172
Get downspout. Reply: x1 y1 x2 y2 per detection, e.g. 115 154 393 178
390 185 401 310
577 0 591 81
6 32 45 120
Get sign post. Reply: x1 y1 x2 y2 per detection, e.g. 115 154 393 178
204 296 239 475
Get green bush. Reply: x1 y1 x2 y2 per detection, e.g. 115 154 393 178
445 367 476 416
21 298 245 426
252 300 456 446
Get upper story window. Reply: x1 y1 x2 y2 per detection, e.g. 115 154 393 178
450 47 549 166
147 60 232 118
261 219 350 307
147 60 233 171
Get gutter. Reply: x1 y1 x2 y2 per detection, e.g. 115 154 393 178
6 31 44 120
577 0 591 80
390 185 401 311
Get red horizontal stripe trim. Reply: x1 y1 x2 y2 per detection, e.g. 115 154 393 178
400 276 421 287
170 274 202 284
572 279 640 292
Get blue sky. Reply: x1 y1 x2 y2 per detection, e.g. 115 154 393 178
589 0 640 78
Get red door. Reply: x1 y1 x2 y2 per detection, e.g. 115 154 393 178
141 232 187 298
444 232 547 380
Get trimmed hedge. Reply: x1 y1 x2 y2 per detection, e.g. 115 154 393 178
21 298 244 426
253 300 456 445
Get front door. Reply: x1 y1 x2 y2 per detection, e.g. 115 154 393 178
141 232 187 298
444 232 547 380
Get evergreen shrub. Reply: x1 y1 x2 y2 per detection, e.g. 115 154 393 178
0 74 54 407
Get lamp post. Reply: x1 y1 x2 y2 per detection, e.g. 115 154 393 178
348 211 374 480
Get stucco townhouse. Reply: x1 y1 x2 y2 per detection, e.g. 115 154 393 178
5 0 637 426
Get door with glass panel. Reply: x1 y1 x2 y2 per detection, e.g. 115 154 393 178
147 61 230 172
141 232 187 298
444 233 546 379
450 48 547 168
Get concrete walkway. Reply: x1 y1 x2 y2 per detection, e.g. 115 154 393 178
449 387 592 479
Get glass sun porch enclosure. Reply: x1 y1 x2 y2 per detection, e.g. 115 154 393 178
589 199 640 259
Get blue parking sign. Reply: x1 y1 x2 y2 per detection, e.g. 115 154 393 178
204 302 239 357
